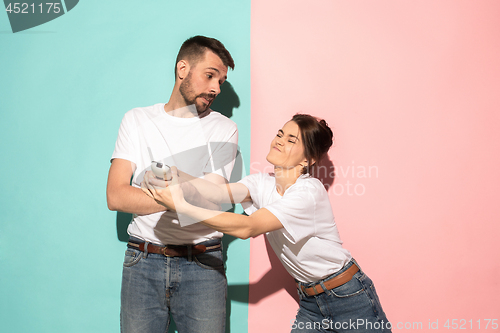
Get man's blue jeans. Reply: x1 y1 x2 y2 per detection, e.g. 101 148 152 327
120 237 226 333
292 259 391 333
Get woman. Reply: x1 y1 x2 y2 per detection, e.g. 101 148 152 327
143 114 391 333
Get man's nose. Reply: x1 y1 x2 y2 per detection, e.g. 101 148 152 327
210 82 221 96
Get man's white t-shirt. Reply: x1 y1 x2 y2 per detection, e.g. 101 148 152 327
239 173 352 283
112 103 238 245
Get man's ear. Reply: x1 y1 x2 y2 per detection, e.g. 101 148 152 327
177 60 189 80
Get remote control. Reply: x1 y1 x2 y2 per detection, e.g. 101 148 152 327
151 161 172 180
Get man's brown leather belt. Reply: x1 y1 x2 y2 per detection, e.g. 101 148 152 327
298 264 359 296
127 240 221 257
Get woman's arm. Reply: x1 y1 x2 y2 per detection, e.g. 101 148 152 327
180 169 251 204
186 206 283 239
142 168 283 239
145 169 251 205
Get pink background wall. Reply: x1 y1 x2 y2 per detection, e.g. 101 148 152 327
249 0 500 331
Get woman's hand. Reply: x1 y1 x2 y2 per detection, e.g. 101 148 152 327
141 166 186 212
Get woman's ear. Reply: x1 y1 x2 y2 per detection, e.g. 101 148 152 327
305 159 316 167
300 159 315 174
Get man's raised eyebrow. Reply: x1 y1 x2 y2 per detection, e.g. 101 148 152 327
207 67 220 73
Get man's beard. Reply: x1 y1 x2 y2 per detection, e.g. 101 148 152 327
179 72 216 114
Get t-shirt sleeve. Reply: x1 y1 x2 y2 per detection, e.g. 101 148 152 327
237 173 264 215
264 185 317 243
111 111 139 165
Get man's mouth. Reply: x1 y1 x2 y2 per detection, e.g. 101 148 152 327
199 95 215 105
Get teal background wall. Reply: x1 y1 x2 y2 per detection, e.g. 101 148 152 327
0 1 250 332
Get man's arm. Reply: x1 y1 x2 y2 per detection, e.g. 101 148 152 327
106 158 166 215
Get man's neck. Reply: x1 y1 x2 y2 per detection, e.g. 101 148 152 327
163 102 198 118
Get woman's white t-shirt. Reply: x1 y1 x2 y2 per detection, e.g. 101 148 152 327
239 173 352 283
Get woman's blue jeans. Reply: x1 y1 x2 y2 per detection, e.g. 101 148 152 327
120 237 227 333
292 259 391 333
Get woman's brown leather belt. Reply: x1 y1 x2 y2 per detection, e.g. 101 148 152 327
298 264 359 296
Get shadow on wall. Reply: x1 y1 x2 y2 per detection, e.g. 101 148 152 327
210 81 240 119
312 155 335 191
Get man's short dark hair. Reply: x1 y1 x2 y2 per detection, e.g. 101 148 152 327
175 36 235 77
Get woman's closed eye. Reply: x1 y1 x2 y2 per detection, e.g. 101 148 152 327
277 132 296 143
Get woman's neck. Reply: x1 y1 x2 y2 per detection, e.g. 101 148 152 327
274 166 303 196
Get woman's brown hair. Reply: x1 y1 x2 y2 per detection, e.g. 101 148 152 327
291 114 334 174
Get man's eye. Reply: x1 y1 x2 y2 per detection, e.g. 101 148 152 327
207 74 213 79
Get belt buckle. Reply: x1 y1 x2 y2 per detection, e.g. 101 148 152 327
161 247 173 257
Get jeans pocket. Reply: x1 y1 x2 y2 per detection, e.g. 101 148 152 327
194 250 224 270
328 273 365 298
366 279 389 321
123 248 142 267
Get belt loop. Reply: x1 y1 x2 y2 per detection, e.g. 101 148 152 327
187 245 192 262
319 281 329 295
143 241 149 258
352 258 361 272
296 282 306 298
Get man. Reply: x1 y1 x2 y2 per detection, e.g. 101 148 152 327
107 36 237 333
